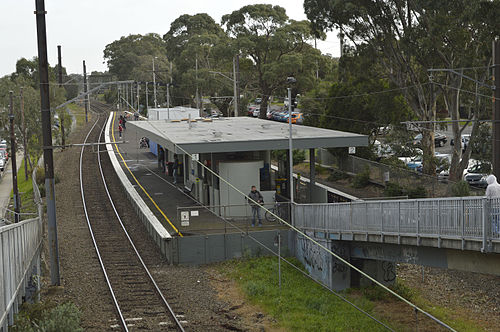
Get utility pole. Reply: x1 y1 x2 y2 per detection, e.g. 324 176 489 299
57 46 63 85
9 92 20 223
233 55 238 117
288 87 294 204
493 39 500 177
57 45 65 149
83 60 88 122
136 82 140 112
153 57 157 108
35 0 60 285
118 85 121 111
196 57 202 116
20 88 29 181
167 83 170 119
236 54 240 116
145 82 148 110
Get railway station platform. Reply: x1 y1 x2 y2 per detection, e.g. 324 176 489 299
108 114 288 237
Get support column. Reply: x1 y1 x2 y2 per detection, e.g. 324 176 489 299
309 148 316 203
331 241 351 290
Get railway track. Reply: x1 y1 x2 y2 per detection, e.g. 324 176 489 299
79 103 185 331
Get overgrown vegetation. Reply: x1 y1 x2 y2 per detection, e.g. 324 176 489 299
450 180 471 197
219 257 389 331
384 182 427 198
12 301 83 332
13 160 37 217
219 257 485 332
352 166 370 188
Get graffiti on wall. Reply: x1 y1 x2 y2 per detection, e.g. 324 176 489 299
331 242 348 274
296 235 330 286
382 261 396 282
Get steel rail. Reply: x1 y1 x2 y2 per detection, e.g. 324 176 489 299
96 105 185 331
79 113 129 331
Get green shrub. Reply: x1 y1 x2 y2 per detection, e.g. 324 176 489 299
390 280 415 301
293 150 306 165
35 167 44 186
384 182 404 197
450 180 470 197
407 186 427 199
328 169 345 182
13 302 83 332
352 166 370 188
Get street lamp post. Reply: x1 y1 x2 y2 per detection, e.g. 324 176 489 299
152 56 158 108
286 76 296 207
288 87 293 204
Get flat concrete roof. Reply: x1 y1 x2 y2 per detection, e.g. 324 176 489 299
128 117 368 154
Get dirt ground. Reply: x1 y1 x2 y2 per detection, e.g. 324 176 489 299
398 263 500 331
39 114 248 331
37 116 499 332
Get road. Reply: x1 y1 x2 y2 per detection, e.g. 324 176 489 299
435 122 473 154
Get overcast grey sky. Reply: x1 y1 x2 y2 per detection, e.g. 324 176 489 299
0 1 339 77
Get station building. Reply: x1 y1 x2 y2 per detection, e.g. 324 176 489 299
129 116 367 219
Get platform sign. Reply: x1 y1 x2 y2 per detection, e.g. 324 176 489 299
190 210 199 217
348 147 356 154
181 211 190 226
192 153 199 161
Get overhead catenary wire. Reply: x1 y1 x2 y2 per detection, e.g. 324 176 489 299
139 163 394 331
142 120 457 331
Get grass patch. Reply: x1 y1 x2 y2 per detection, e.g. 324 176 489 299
10 159 37 219
218 257 390 331
67 103 88 127
219 257 487 332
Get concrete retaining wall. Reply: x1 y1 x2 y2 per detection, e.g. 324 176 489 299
172 229 291 265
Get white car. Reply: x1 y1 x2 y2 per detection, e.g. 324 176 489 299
0 158 4 172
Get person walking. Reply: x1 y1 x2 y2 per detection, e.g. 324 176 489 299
118 123 123 138
486 175 500 236
248 185 264 227
122 115 127 129
172 155 179 184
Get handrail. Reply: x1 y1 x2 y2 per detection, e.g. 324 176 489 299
0 163 43 329
294 195 499 252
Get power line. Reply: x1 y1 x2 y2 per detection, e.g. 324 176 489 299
141 120 457 332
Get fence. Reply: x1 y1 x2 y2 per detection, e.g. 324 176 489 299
295 196 500 253
0 166 43 331
338 155 483 197
176 202 291 235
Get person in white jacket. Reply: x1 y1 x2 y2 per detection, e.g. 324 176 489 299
485 175 500 235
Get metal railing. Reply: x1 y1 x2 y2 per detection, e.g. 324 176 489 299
294 196 500 252
0 166 43 331
176 202 291 234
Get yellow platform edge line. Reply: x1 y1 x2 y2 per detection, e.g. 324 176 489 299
111 112 183 237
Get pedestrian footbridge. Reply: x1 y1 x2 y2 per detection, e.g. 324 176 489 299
293 196 500 290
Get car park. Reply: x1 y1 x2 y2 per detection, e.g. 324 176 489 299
450 134 471 151
413 132 447 147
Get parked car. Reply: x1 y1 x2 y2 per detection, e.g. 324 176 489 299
450 134 471 151
398 154 423 171
374 140 394 158
413 133 447 147
0 158 4 172
463 159 491 188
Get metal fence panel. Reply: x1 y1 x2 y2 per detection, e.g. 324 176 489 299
295 196 494 245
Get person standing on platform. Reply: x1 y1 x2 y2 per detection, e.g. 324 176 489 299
248 185 264 227
172 155 179 184
118 123 123 138
486 175 500 236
